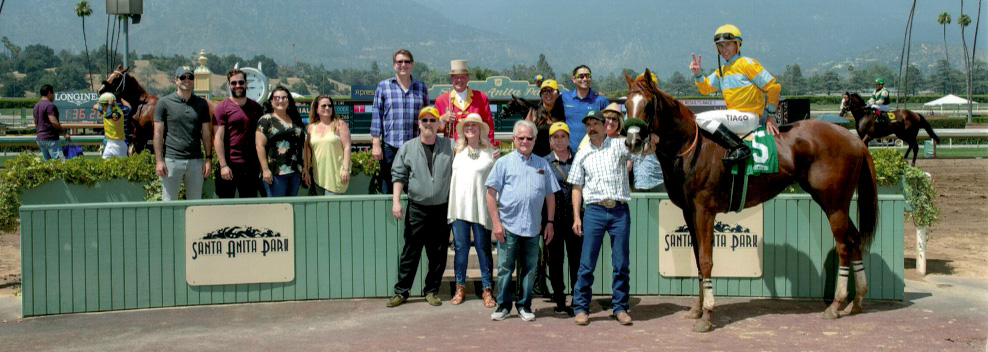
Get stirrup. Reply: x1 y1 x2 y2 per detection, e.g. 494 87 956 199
722 147 751 165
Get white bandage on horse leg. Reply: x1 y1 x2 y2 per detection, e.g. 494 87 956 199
702 278 715 311
836 266 850 302
851 260 867 294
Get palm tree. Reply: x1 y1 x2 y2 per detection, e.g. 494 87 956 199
959 11 973 122
938 12 952 93
75 1 93 92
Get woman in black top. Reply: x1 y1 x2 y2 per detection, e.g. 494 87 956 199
527 80 566 157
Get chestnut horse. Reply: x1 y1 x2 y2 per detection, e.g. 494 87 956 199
98 65 218 154
839 92 940 166
623 69 878 332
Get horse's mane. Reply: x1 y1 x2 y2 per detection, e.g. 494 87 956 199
630 75 696 125
124 73 150 99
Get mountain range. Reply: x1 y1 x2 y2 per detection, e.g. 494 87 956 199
0 0 984 77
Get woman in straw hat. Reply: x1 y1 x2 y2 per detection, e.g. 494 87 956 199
447 113 498 307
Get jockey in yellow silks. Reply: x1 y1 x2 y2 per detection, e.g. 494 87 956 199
690 24 781 165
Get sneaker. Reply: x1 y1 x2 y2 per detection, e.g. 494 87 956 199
614 311 633 325
491 307 510 321
425 292 442 306
574 312 589 325
386 294 406 308
554 305 575 316
518 307 536 321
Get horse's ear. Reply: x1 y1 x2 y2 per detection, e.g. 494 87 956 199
115 64 123 72
511 94 518 101
122 66 130 73
624 71 634 85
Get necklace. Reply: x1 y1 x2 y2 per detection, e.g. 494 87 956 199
467 147 480 160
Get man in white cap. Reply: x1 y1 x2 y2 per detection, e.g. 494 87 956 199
93 92 131 158
436 60 495 144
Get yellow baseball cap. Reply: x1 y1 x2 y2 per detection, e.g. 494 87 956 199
540 79 559 91
549 121 570 136
418 106 440 119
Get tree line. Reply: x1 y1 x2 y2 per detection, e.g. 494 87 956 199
1 39 986 99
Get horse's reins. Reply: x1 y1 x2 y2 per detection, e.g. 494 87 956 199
630 86 700 158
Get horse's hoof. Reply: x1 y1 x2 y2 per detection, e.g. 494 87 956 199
841 304 862 316
684 308 702 319
822 307 841 320
692 320 714 333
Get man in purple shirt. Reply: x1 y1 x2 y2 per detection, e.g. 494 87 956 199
213 69 265 198
33 84 69 160
370 49 429 194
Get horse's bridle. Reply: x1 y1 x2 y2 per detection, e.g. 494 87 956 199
626 87 698 157
101 70 128 95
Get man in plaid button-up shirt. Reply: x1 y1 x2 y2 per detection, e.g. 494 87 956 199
371 49 430 194
566 109 635 326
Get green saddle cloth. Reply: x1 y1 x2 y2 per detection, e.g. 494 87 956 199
732 126 779 176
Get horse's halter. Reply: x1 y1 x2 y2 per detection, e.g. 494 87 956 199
101 70 128 95
626 85 698 157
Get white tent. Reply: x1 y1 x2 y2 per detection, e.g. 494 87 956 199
924 94 979 114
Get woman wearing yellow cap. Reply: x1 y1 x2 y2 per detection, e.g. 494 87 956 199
542 121 582 315
528 80 566 157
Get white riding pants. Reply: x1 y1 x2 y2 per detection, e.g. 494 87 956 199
695 109 760 135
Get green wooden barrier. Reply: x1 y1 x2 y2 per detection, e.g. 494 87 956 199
19 193 905 316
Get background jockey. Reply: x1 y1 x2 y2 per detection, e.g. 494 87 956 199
867 78 890 112
689 24 781 165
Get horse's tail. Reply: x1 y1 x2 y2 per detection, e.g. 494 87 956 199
919 113 940 144
856 149 879 252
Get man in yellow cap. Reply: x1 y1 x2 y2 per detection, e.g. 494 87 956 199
93 92 131 158
387 106 455 308
542 121 582 316
689 24 781 165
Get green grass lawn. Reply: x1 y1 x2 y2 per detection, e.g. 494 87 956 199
870 146 988 158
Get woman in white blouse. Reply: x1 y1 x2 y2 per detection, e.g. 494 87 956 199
447 113 498 307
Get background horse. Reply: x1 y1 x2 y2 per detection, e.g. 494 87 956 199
624 69 878 332
99 65 218 155
498 94 538 123
839 92 940 166
98 65 158 154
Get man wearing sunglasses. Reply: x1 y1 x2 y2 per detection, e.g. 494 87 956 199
388 106 455 308
213 69 265 198
153 66 213 200
371 49 430 195
562 65 610 152
689 24 781 166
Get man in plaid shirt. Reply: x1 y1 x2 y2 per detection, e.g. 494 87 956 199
567 110 634 326
371 49 430 194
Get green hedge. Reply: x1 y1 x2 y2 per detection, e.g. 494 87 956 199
786 94 988 105
0 98 39 109
925 117 968 128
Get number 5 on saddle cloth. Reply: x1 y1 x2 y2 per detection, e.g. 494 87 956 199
727 126 779 213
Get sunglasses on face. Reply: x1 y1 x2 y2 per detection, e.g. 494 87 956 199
540 90 557 96
514 136 534 141
271 96 289 101
714 33 737 42
420 118 439 123
394 60 413 65
178 74 195 81
229 80 246 86
574 73 592 79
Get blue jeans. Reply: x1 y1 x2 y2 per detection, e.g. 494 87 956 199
451 220 493 289
572 204 631 314
378 144 399 194
263 172 301 197
496 231 540 311
37 139 63 161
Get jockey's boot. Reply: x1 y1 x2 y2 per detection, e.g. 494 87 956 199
710 125 752 165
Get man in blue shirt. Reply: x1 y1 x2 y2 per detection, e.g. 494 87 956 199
486 120 560 322
561 65 609 151
370 49 430 194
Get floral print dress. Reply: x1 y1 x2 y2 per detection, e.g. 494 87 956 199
257 113 306 175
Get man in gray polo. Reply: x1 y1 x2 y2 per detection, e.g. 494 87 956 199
153 66 212 200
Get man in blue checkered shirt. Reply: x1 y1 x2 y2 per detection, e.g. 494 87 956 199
371 49 430 194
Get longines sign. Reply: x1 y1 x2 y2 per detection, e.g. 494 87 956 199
54 92 101 123
186 204 295 286
658 201 763 277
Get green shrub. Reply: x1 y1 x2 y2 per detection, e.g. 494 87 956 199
350 149 379 177
870 148 908 186
924 117 968 128
0 98 39 109
903 167 939 228
0 151 158 231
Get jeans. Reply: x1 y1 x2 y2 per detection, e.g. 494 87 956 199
215 162 261 198
451 220 493 289
394 201 450 297
379 144 399 194
263 172 301 197
496 231 540 311
572 204 631 314
161 158 204 201
37 139 63 161
547 215 582 306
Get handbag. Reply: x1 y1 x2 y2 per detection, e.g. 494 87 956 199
62 141 84 159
